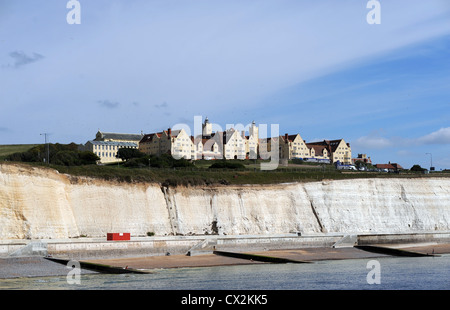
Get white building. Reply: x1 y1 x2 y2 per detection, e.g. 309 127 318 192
280 133 309 159
222 129 247 160
137 117 352 164
82 140 138 164
94 131 143 144
139 128 193 160
246 121 259 159
191 136 221 160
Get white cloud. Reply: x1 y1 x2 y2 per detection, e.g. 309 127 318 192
354 127 450 150
1 1 450 145
416 127 450 145
28 0 450 112
353 135 394 150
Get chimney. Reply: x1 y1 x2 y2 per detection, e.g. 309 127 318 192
285 133 288 143
168 128 172 138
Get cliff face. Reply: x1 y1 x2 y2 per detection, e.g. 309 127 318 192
1 164 449 240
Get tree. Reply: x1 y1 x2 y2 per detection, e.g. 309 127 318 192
52 150 80 166
79 151 100 165
6 143 99 166
116 148 145 161
410 164 426 172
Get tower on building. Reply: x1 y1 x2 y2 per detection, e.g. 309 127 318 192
202 117 212 137
249 120 258 139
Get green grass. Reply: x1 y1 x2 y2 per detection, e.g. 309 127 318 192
2 148 448 186
0 144 39 160
17 161 447 187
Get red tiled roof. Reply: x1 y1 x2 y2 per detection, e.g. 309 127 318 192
139 132 163 143
287 134 298 142
306 139 347 153
375 163 404 170
308 145 327 156
375 164 394 169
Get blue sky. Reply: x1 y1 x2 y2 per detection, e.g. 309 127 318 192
1 0 449 170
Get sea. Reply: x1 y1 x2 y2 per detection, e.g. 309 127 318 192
1 254 449 289
0 254 450 310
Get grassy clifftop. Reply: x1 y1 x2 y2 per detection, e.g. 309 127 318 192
0 144 38 160
2 161 447 187
2 144 448 186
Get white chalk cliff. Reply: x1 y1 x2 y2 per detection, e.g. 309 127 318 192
0 164 449 240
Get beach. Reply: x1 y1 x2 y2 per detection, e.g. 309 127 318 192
1 243 449 279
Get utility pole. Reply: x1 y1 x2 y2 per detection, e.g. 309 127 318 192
425 153 433 171
40 133 50 164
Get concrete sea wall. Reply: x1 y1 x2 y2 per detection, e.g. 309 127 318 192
1 164 449 241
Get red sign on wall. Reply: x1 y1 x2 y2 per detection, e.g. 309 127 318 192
107 233 130 241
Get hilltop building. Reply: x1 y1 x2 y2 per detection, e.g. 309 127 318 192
246 121 259 159
375 163 404 172
260 134 352 164
94 130 143 144
191 136 221 160
352 154 372 165
140 119 253 160
139 128 192 160
305 139 352 164
202 117 213 138
80 130 142 164
280 133 310 160
85 119 353 165
82 140 139 164
221 129 247 160
79 130 142 164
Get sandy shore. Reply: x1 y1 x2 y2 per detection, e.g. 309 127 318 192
84 246 390 270
1 243 449 279
86 243 450 271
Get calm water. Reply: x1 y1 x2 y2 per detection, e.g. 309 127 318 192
1 255 449 290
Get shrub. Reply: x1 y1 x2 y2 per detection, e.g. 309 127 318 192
116 148 145 161
410 164 426 172
292 158 304 165
209 160 245 169
6 143 99 166
148 154 194 168
52 150 80 166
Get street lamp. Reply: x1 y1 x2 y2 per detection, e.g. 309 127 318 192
425 153 434 171
40 133 50 164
